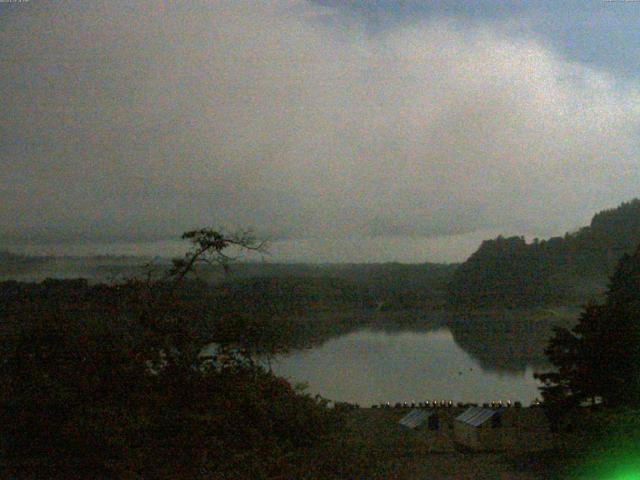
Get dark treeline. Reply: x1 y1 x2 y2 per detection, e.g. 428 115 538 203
526 242 640 478
5 200 640 310
0 278 444 363
537 242 640 409
448 199 640 307
0 231 386 479
0 251 153 283
0 252 457 309
0 279 573 377
212 262 455 311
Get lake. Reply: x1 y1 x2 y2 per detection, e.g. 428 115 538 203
269 325 552 407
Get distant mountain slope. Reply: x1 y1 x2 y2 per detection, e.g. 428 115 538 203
448 199 640 307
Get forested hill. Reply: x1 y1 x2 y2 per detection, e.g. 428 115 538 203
448 199 640 307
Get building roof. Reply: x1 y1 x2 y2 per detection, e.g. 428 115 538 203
398 409 433 429
455 406 505 427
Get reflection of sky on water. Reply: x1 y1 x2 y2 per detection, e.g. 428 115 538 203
272 328 543 406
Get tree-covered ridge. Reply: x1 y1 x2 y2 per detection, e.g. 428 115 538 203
448 199 640 307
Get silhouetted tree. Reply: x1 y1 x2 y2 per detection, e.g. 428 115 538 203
0 229 338 479
536 243 640 410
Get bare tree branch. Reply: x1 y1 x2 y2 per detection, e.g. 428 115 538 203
168 228 267 285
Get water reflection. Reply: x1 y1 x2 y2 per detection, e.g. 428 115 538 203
271 310 577 406
272 327 544 406
449 317 554 374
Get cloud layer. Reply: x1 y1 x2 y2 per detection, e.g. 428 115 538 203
2 1 639 251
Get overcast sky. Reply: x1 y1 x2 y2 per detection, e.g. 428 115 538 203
2 1 640 261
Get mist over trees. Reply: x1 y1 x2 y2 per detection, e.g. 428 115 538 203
448 199 640 307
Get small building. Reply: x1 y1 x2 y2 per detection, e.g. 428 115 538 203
399 409 439 431
454 406 552 451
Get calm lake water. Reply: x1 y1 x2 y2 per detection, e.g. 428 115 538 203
270 327 547 407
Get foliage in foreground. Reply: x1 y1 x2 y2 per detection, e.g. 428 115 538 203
0 230 343 479
536 241 640 410
1 322 335 478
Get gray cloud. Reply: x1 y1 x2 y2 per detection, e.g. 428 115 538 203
2 1 640 250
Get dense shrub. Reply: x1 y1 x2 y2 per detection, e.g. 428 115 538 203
0 279 338 479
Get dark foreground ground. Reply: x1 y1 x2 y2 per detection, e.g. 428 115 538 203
324 408 561 480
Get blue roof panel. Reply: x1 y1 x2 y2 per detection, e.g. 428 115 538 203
399 409 432 429
456 407 505 427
